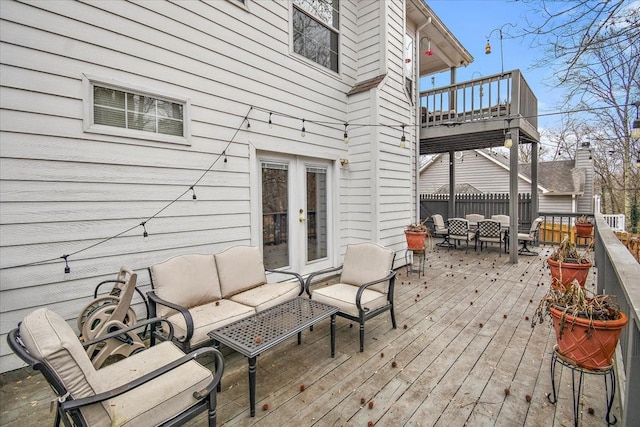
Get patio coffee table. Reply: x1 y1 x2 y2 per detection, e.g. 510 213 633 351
208 297 338 416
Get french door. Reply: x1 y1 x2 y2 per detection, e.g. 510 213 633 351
260 155 333 275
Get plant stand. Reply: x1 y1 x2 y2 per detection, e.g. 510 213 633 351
404 247 425 278
546 345 617 427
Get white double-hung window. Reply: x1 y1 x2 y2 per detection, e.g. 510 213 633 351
83 75 190 145
292 0 340 72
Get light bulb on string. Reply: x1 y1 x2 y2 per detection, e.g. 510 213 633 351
141 221 149 242
223 150 228 163
190 185 197 201
268 113 273 129
246 118 251 129
343 123 349 144
400 124 406 148
62 254 70 280
301 119 306 137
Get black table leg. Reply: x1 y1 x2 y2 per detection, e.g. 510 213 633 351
330 313 336 357
248 356 256 417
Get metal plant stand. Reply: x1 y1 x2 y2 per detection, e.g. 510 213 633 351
546 345 617 427
404 247 426 277
208 297 338 417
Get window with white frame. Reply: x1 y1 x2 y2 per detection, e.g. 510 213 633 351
83 76 189 144
292 0 339 72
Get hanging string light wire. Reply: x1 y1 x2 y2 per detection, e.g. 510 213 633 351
1 106 253 272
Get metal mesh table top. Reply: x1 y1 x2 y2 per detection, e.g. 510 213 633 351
208 297 338 358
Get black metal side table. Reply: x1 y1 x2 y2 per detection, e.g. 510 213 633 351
546 345 617 427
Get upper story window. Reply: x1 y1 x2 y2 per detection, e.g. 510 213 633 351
83 75 190 145
292 0 339 72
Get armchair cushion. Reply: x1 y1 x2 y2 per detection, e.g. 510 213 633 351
215 246 267 298
94 342 213 427
230 281 301 312
19 308 97 400
166 299 254 347
340 243 394 293
149 254 221 318
312 283 388 318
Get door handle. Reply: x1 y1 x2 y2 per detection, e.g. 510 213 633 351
299 208 305 222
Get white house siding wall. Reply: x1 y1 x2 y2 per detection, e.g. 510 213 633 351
419 151 533 194
354 0 386 82
0 0 371 372
377 0 415 251
539 195 574 213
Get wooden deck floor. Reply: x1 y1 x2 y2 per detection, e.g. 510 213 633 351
0 245 618 427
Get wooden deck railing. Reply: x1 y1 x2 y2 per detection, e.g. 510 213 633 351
419 70 537 129
594 214 640 427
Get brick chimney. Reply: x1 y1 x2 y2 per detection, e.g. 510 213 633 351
575 142 594 213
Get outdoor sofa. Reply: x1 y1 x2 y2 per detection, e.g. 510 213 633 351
147 245 304 352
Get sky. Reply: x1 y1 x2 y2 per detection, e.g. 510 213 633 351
426 0 565 133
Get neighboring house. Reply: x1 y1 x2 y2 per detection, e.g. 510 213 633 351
0 0 472 371
419 145 595 213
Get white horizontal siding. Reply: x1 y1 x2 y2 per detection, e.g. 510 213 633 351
0 0 366 372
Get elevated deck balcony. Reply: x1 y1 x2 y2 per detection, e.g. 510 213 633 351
420 69 540 155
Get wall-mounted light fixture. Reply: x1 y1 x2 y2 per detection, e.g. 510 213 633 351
340 158 349 166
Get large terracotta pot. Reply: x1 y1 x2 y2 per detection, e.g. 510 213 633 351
547 258 592 289
575 223 594 238
405 231 427 250
549 305 628 370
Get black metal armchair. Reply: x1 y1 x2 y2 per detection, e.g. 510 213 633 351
7 308 224 427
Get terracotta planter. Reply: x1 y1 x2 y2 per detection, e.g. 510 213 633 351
405 230 427 250
575 223 594 238
547 257 592 289
549 305 628 370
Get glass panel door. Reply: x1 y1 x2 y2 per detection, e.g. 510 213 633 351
306 166 327 262
261 162 289 270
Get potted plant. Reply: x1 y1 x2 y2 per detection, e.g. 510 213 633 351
405 220 431 250
575 215 594 237
547 234 592 289
531 281 628 370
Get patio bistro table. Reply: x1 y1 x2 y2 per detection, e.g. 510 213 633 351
208 297 339 416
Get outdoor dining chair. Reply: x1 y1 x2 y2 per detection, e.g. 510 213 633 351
476 219 504 255
447 218 476 253
304 243 396 352
465 213 485 230
7 308 224 427
432 214 453 247
517 217 544 255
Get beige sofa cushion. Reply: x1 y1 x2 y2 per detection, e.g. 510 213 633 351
215 246 267 298
230 281 301 312
312 283 388 318
149 254 222 318
340 243 394 293
166 299 255 347
95 342 213 427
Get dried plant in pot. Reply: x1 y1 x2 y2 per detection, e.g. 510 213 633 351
404 220 432 250
575 215 594 237
547 234 592 289
531 281 628 370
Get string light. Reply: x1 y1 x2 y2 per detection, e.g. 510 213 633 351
190 185 197 200
400 124 406 148
301 119 306 137
246 118 251 129
504 131 513 148
343 123 349 144
62 254 70 278
223 150 228 163
268 113 273 129
141 221 149 241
